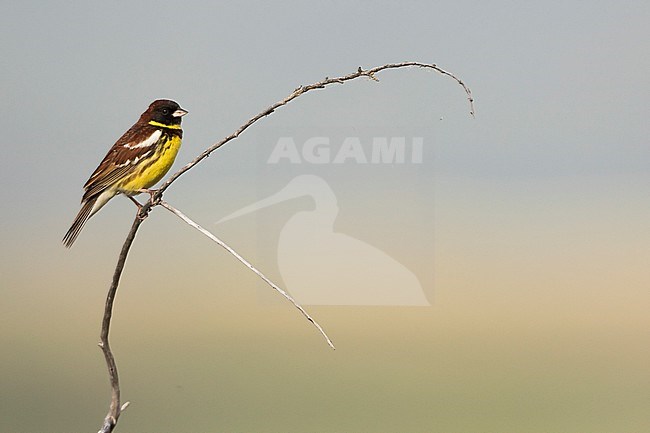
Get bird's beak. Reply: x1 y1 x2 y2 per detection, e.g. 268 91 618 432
172 108 188 117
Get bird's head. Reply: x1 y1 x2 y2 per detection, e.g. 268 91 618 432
143 99 188 127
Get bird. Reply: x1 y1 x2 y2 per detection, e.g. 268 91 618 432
217 175 430 305
63 99 188 248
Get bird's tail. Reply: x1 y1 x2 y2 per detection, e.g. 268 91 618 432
62 198 96 248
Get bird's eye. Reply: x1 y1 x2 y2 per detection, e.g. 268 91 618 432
161 108 170 115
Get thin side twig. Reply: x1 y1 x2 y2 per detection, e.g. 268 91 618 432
159 200 335 350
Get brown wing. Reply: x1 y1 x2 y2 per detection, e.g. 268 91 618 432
81 123 161 201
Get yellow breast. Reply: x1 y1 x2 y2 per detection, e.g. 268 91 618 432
118 134 182 193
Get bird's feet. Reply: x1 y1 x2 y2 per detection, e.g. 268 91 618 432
127 195 144 210
127 195 149 220
136 188 159 205
127 189 159 220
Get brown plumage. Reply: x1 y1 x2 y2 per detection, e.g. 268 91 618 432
63 99 187 247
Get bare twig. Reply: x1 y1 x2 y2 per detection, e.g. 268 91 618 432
154 61 474 200
95 61 473 432
97 212 146 433
159 200 335 349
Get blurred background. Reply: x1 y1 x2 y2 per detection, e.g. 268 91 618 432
1 1 648 432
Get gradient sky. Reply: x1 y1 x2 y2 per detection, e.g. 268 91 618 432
1 1 648 432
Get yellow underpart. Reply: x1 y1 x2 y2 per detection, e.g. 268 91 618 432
148 120 182 129
117 134 182 193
